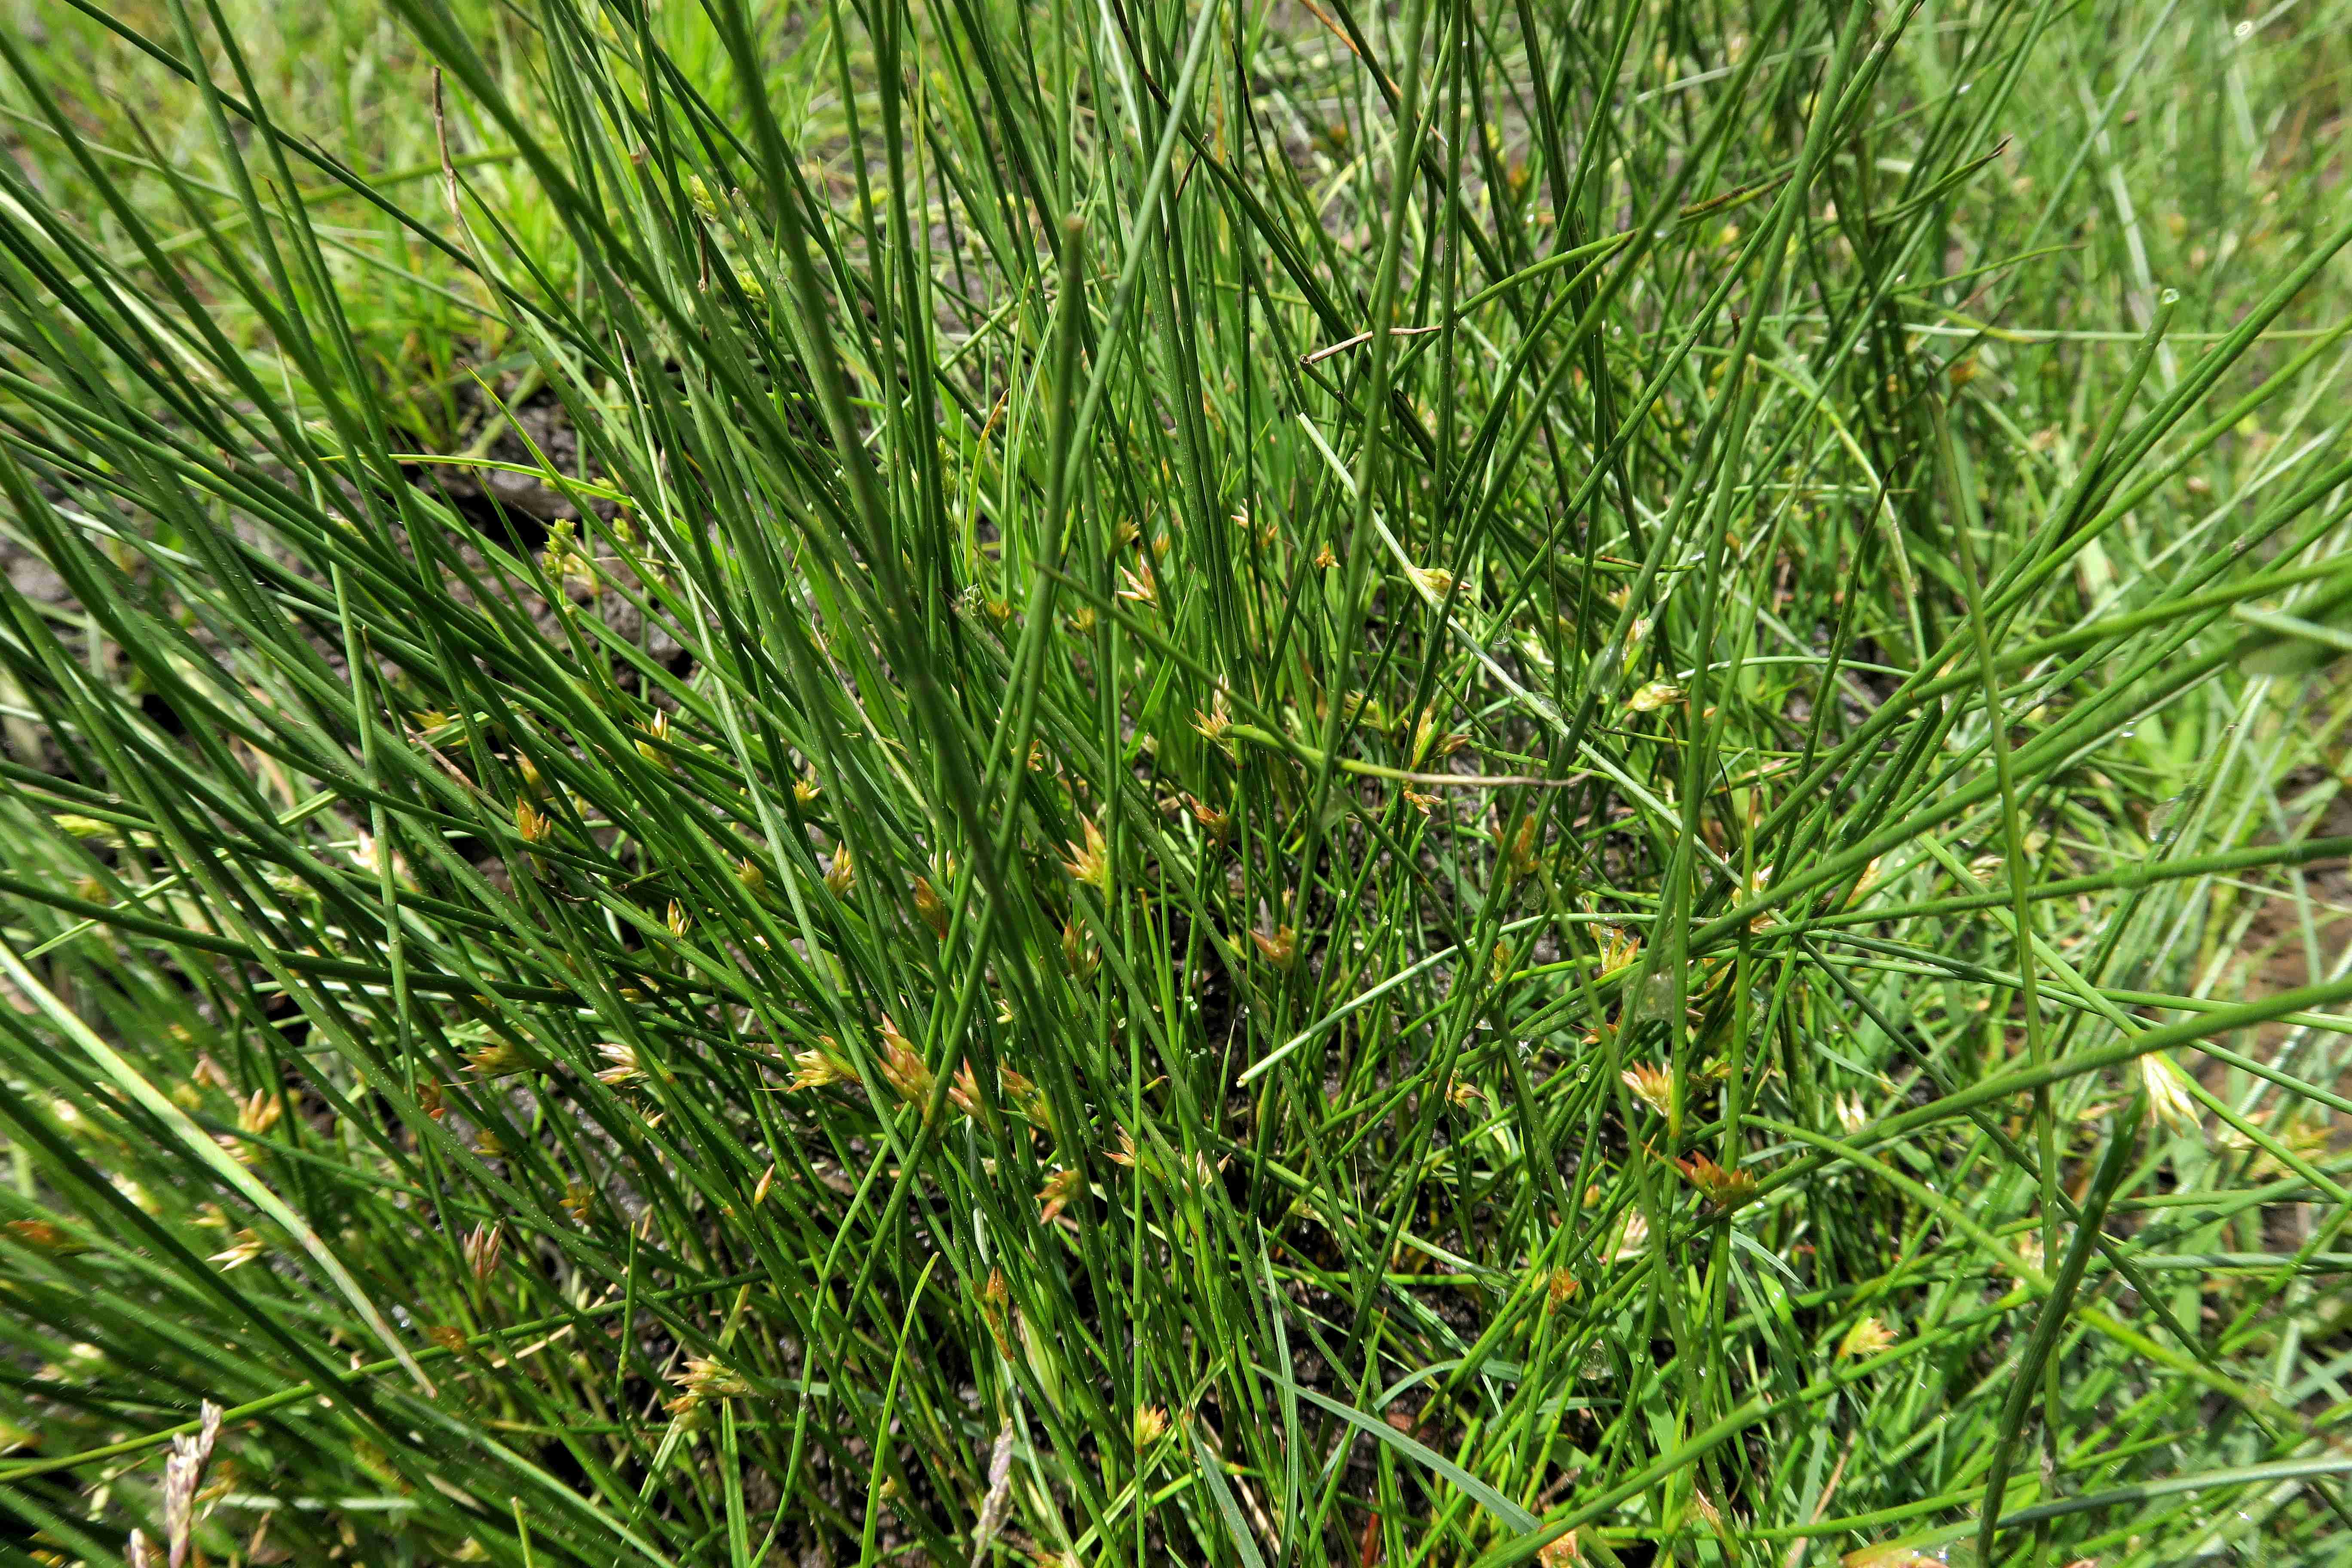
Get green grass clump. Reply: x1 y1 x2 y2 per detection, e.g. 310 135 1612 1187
5 0 2352 1562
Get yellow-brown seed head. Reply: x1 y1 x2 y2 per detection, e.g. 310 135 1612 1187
1620 1063 1674 1118
1838 1316 1896 1360
1063 817 1110 891
877 1017 933 1110
1249 925 1298 968
913 875 949 939
1131 1406 1168 1449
